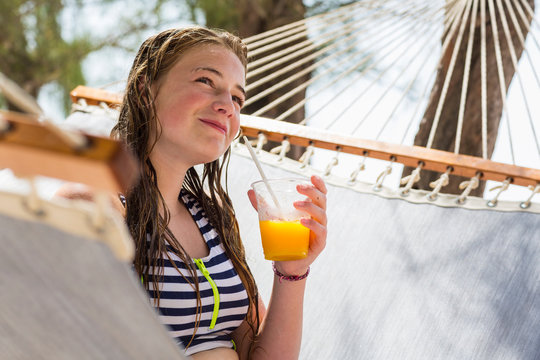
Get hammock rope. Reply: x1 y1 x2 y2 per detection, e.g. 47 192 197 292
241 0 539 175
425 0 472 149
335 1 462 133
454 0 479 155
54 0 540 206
487 0 516 163
322 3 445 130
285 3 440 124
498 0 540 158
299 2 440 126
243 1 365 45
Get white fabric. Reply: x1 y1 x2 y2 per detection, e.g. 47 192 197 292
0 212 186 360
227 149 540 360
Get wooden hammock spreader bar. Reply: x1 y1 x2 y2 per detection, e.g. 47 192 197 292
0 109 137 193
68 86 540 188
70 86 123 107
241 115 540 188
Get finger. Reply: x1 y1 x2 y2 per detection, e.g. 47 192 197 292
311 175 328 194
300 218 327 250
294 200 327 226
297 183 327 209
247 189 258 210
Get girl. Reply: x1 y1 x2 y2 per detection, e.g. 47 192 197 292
61 26 327 359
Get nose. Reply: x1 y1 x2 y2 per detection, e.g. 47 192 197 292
213 92 235 117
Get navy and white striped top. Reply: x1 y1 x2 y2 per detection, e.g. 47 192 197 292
147 190 249 356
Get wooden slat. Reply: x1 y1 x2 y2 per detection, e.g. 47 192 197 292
68 86 540 188
0 110 138 193
240 115 540 188
70 85 123 107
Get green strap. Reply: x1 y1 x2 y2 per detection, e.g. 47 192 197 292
194 258 220 329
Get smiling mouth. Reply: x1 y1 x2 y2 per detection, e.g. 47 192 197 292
200 119 227 134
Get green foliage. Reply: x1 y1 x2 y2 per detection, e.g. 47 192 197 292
185 0 241 30
0 0 178 114
305 0 356 16
186 0 355 35
0 0 351 115
0 0 92 112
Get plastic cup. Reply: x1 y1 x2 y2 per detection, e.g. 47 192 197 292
251 178 311 261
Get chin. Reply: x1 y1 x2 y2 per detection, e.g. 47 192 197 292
194 149 228 166
190 138 230 163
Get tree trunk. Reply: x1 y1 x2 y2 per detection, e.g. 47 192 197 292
403 0 535 196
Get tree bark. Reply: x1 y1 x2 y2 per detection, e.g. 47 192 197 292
403 0 535 196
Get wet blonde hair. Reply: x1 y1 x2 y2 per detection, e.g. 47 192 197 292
112 27 259 350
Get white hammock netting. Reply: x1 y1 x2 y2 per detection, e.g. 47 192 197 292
238 0 540 207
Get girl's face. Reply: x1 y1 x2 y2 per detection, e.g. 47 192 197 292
150 44 246 167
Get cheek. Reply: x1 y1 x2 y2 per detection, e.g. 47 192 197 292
230 114 241 137
157 94 198 126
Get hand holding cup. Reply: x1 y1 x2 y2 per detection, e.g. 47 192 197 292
248 175 327 276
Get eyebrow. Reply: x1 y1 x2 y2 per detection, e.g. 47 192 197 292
194 66 246 97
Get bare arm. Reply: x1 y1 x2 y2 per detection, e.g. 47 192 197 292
234 175 328 360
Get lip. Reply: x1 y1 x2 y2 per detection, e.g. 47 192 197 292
199 118 227 134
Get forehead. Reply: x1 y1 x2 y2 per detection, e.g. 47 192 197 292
168 44 246 86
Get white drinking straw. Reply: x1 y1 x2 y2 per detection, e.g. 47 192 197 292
242 136 284 216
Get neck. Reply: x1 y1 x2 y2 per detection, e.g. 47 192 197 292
149 150 190 215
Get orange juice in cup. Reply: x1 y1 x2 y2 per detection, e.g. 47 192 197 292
252 179 310 261
259 219 309 261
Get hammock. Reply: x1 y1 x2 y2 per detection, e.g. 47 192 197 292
1 0 539 359
0 112 186 359
67 0 540 210
0 213 185 359
228 150 540 360
39 104 540 359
